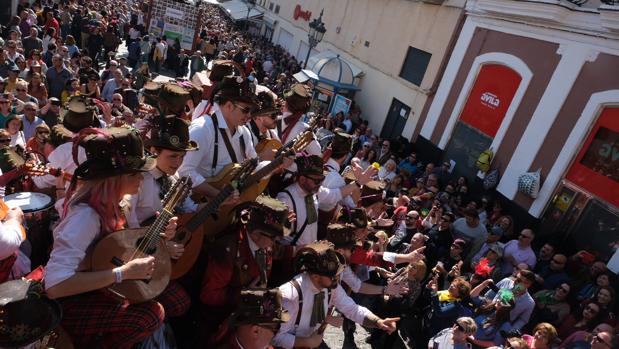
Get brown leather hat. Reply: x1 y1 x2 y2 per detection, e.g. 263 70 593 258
0 280 62 348
360 180 386 207
295 154 324 178
158 82 191 116
232 288 290 325
284 83 311 114
213 75 258 108
244 195 290 238
295 241 346 277
252 91 281 117
73 127 156 180
330 132 353 158
146 115 198 152
326 223 357 249
336 207 369 229
61 95 100 133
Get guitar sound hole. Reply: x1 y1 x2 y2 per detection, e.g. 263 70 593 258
175 230 187 241
135 237 157 255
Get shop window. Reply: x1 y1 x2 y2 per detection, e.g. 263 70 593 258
399 47 431 86
275 5 280 14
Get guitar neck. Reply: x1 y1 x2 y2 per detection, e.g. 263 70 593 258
184 184 235 232
138 209 173 254
239 155 285 191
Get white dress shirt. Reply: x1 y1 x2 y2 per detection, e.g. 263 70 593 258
279 112 321 156
273 273 372 349
276 183 341 247
32 142 87 189
45 204 101 289
319 158 355 211
179 105 257 188
341 265 362 293
126 167 198 228
0 220 30 279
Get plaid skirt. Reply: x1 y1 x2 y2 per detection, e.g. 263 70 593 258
59 281 190 349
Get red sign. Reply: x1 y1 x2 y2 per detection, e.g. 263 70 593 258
294 4 312 21
458 64 522 138
567 107 619 207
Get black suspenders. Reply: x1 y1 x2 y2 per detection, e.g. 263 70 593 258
210 114 246 169
281 190 308 246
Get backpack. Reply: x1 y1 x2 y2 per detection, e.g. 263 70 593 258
476 148 493 173
518 169 541 198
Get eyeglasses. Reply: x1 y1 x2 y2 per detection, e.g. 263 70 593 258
593 334 612 348
519 234 532 239
37 131 50 135
0 138 10 143
406 216 418 220
233 103 252 115
363 144 370 147
112 98 122 101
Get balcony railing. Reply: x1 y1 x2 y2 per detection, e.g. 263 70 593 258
601 0 619 5
564 0 619 6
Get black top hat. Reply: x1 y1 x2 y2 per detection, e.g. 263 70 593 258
295 241 345 278
326 223 357 250
245 195 290 238
213 75 258 108
147 115 198 152
330 132 353 158
252 91 281 117
295 154 324 178
336 207 369 229
61 95 100 133
232 288 290 326
73 127 156 180
0 280 62 348
284 83 311 114
142 81 162 106
360 180 386 207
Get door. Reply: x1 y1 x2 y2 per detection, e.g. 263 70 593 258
380 98 411 140
276 28 293 54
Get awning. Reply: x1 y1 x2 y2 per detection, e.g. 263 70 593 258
306 50 364 78
218 0 264 21
293 69 319 83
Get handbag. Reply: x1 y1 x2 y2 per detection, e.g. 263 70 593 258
483 168 500 190
518 169 541 198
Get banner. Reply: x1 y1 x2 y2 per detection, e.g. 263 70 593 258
458 64 522 138
330 94 352 115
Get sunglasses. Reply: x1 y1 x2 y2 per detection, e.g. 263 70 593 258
37 130 50 135
233 103 252 115
453 322 466 332
406 216 418 220
0 101 9 104
519 234 532 239
0 139 10 143
304 176 324 185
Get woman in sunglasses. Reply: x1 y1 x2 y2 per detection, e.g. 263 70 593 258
428 316 477 349
557 301 603 339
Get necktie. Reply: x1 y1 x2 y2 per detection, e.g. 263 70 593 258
310 291 326 327
305 195 317 225
255 248 268 288
156 175 173 200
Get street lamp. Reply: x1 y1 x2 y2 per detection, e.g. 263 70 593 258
304 9 326 69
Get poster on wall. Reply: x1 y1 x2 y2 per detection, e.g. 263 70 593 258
331 94 352 115
458 64 522 138
148 0 202 50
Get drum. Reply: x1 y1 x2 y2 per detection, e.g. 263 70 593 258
4 192 55 268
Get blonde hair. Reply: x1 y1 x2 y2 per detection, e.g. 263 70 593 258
456 317 477 335
408 260 426 281
374 230 388 242
533 322 559 344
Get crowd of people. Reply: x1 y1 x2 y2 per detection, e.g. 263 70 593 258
0 1 616 349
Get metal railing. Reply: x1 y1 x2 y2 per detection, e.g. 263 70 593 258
600 0 619 5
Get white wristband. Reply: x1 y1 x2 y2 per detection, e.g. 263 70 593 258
382 252 397 263
113 267 123 284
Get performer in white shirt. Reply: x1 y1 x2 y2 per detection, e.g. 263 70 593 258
273 241 400 349
277 84 321 161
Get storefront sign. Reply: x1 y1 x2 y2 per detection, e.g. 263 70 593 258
165 7 184 20
294 4 312 21
567 107 619 207
331 94 352 115
458 64 522 138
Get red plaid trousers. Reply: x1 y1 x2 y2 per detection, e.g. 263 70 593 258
59 281 190 349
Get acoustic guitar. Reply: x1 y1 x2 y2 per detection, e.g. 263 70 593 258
90 177 192 303
170 159 257 279
202 129 314 237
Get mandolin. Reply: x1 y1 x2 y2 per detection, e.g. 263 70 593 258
90 177 192 303
170 159 257 279
202 129 314 237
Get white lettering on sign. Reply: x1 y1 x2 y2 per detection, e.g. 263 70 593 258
480 92 500 109
165 7 184 20
598 143 619 162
